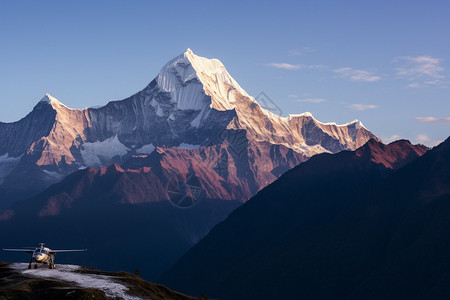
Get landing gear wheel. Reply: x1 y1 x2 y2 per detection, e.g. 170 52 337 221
33 264 37 269
28 264 31 269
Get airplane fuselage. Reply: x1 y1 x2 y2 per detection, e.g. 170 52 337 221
32 247 51 264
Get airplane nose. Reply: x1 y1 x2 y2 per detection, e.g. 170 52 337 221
34 254 44 261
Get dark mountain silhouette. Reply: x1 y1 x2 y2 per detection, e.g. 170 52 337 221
160 139 450 299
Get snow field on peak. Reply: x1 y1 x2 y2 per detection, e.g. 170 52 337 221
40 93 75 111
155 49 250 112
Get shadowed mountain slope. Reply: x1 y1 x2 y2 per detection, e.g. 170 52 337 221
160 139 448 300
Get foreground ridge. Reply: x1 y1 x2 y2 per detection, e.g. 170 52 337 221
0 261 199 300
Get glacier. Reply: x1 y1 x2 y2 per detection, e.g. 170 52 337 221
80 135 130 167
136 143 155 154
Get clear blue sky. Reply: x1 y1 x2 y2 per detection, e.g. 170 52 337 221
1 0 449 146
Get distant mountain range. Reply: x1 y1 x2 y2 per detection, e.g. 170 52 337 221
0 49 383 282
0 49 378 207
160 138 450 299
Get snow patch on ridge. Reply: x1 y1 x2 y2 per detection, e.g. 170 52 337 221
42 170 64 181
0 153 22 185
288 112 313 118
285 112 365 129
178 143 201 150
80 135 129 167
294 143 331 156
10 263 140 300
136 143 155 155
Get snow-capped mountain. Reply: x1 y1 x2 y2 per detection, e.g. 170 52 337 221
0 49 379 206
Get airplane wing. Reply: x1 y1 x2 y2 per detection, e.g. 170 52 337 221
49 249 87 254
2 248 34 253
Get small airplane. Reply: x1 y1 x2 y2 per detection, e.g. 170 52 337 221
3 243 87 269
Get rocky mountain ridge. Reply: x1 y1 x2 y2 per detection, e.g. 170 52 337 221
0 49 379 206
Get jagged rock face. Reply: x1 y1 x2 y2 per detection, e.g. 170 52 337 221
0 49 379 206
0 101 56 157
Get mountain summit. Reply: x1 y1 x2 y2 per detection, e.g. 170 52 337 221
0 49 378 205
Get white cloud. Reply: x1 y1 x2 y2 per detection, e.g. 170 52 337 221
289 47 314 56
294 98 326 103
394 56 445 87
415 117 450 125
416 134 430 144
395 56 444 78
333 67 382 82
383 135 401 143
266 63 303 70
266 63 325 71
349 104 378 111
415 134 443 147
407 82 424 88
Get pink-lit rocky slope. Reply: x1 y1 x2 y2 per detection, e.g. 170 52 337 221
0 49 379 207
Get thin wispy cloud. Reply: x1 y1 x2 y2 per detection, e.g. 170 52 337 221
415 117 450 125
333 67 382 82
289 94 326 103
416 134 442 147
289 47 314 56
349 104 378 111
294 98 326 103
266 63 303 70
266 63 325 71
394 55 446 87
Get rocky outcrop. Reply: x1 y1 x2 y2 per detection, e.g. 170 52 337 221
0 262 198 300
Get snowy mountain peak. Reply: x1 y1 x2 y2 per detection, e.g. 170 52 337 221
156 49 250 112
39 93 74 111
0 49 381 204
348 119 364 130
40 93 59 104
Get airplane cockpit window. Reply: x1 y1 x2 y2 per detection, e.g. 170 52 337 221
35 248 41 252
41 250 47 254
